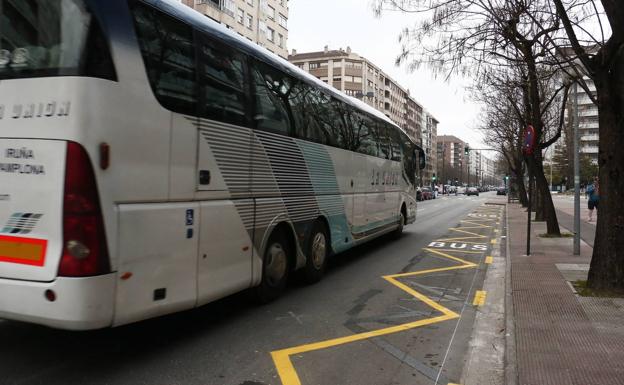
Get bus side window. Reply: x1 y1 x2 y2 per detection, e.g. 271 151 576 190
328 98 353 151
130 2 198 115
375 122 391 160
290 83 326 144
390 127 402 162
352 112 377 157
197 33 249 127
251 60 294 136
300 91 337 146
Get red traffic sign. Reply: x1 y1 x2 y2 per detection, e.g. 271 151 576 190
522 125 537 155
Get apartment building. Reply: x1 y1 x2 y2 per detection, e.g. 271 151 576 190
566 77 599 165
181 0 289 58
289 47 439 185
437 135 497 186
422 113 438 185
437 135 466 185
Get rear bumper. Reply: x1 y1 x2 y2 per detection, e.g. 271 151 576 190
0 273 115 330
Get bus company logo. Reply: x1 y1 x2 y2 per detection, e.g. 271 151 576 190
1 213 43 235
0 101 71 121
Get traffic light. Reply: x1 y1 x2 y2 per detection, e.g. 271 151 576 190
432 173 437 181
504 175 509 185
464 146 470 155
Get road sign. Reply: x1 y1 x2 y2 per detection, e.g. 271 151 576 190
522 125 537 155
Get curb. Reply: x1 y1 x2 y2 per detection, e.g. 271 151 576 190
504 203 517 385
460 203 507 385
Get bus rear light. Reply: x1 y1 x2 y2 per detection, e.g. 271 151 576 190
58 142 111 277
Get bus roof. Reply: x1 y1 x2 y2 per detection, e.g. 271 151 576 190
142 0 414 143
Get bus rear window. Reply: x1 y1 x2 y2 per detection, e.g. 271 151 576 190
0 0 116 80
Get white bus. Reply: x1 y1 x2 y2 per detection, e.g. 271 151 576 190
0 0 425 330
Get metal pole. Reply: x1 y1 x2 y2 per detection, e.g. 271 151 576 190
527 163 532 255
442 146 446 193
573 82 581 255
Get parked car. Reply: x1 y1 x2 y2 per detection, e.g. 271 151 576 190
421 187 433 200
466 187 479 196
497 187 507 195
456 187 466 195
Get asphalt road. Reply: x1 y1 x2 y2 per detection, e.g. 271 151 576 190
0 193 500 385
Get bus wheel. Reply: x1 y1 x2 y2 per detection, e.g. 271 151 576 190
393 209 406 238
303 221 329 284
256 231 291 303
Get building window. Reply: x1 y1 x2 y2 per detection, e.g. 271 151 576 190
237 8 244 24
278 13 288 28
333 76 341 82
333 60 342 68
267 5 276 19
309 61 326 69
278 33 284 48
245 14 253 29
320 76 328 82
266 26 275 42
345 61 363 69
222 0 236 16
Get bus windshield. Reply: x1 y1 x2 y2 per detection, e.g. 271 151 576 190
0 0 115 80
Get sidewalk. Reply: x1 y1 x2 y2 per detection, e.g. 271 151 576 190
507 203 624 385
551 194 596 246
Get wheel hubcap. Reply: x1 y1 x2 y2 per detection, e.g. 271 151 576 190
266 243 287 286
311 233 326 270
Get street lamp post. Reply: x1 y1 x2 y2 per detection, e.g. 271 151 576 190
573 82 581 255
442 144 446 193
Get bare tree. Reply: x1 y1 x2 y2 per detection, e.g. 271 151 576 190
548 0 624 292
373 0 564 234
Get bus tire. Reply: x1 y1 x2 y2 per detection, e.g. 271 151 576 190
303 221 329 284
255 230 291 303
393 207 406 238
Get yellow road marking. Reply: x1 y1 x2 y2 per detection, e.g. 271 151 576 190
270 208 504 385
473 290 487 306
448 228 488 238
270 248 480 385
485 256 494 264
459 220 493 228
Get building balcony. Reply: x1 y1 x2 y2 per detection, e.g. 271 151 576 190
581 135 599 142
579 121 599 129
581 146 599 154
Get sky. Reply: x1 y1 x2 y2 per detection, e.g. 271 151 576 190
287 0 486 148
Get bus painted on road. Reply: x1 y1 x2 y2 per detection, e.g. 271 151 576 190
0 0 425 330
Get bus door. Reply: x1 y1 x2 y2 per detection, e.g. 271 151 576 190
352 152 369 238
194 33 254 305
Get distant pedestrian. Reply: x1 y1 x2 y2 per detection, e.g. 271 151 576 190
586 176 599 221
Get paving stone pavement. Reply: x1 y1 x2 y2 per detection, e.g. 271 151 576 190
507 203 624 385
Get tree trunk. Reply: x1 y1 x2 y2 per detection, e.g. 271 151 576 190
528 155 561 235
587 52 624 293
516 165 529 207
